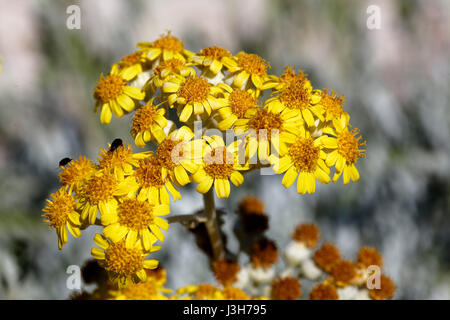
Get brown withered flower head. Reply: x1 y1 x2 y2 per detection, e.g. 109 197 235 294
238 196 269 234
291 223 321 248
309 283 339 300
369 275 396 300
313 242 341 272
330 259 357 286
212 259 241 287
357 246 383 269
271 276 302 300
251 238 278 268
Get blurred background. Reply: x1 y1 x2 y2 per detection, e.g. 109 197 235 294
0 0 449 299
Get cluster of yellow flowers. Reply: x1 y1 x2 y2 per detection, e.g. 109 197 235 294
43 31 366 292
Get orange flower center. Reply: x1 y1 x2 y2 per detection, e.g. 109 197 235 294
204 146 235 179
153 34 184 52
321 90 345 119
132 104 159 132
105 241 143 276
98 144 135 171
228 89 257 118
135 158 166 188
121 51 142 66
271 277 302 300
153 58 185 76
248 109 283 138
177 76 211 103
94 74 126 103
199 46 231 60
156 139 184 170
237 53 268 76
118 198 154 230
83 173 118 205
288 137 320 172
280 78 311 110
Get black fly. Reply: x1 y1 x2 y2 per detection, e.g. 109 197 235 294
59 157 72 167
109 138 123 152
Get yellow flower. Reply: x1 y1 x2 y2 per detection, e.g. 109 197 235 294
192 135 247 199
274 66 308 91
223 51 273 90
42 187 81 250
316 89 350 129
190 46 232 74
155 126 199 186
147 58 195 92
114 50 150 80
94 64 145 124
101 195 169 250
270 130 331 194
91 234 160 288
266 77 323 127
137 31 194 62
97 140 149 177
215 83 258 130
114 277 171 300
234 106 302 161
76 171 135 225
176 284 224 300
133 156 181 205
59 155 96 193
131 99 168 147
322 124 366 184
162 75 224 122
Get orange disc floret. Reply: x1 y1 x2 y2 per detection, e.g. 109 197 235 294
271 276 302 300
330 259 357 286
212 259 241 287
251 238 278 268
313 242 341 272
309 283 339 300
291 223 320 248
238 196 265 215
369 275 396 300
357 246 383 269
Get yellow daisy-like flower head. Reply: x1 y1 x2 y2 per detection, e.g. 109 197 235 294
114 273 171 300
155 126 198 186
94 64 145 124
134 156 181 205
234 106 302 161
215 83 258 130
114 50 150 81
101 195 169 250
59 155 96 193
266 77 323 127
163 75 223 122
192 135 247 199
323 125 366 184
274 66 308 91
131 99 168 147
137 31 194 62
177 283 224 300
190 45 232 75
42 187 81 250
97 140 149 177
91 233 160 288
317 89 349 128
76 170 134 225
223 51 271 90
271 131 331 194
148 58 195 91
